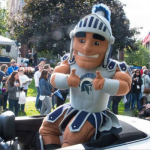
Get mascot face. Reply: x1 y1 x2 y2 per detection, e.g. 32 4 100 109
73 32 108 69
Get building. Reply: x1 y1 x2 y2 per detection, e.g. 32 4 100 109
142 32 150 50
6 0 29 58
7 0 26 17
145 42 150 50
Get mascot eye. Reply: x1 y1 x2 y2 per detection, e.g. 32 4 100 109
94 41 100 45
79 39 85 43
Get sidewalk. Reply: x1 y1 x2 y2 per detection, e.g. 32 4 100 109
26 97 36 101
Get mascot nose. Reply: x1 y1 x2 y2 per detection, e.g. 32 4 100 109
83 41 93 53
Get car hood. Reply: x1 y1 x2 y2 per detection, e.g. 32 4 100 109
117 115 150 135
59 115 150 150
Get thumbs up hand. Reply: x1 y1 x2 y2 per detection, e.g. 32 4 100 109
67 69 80 87
93 71 105 90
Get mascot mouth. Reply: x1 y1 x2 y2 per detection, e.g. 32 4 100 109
78 52 99 58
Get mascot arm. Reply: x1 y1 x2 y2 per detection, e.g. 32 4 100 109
113 70 132 96
93 69 131 96
93 71 120 95
50 60 80 89
50 60 70 89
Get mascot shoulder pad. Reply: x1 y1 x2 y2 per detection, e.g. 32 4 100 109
118 61 132 75
68 55 76 65
107 59 118 71
62 53 70 61
127 66 132 76
118 61 128 72
62 54 75 65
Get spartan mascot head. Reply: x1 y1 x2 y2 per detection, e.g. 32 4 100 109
69 4 115 67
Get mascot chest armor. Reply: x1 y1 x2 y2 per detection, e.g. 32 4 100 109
68 56 128 112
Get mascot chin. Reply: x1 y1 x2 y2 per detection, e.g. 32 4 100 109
39 3 132 149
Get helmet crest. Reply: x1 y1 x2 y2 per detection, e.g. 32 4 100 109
92 4 111 22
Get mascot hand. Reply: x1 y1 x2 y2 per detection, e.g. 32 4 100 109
68 69 80 87
93 71 105 90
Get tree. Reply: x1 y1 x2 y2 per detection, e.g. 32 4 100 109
0 7 7 36
8 0 140 56
124 41 150 67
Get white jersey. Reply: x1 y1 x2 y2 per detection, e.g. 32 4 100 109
69 62 116 113
55 55 131 113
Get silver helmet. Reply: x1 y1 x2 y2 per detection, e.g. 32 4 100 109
69 4 115 66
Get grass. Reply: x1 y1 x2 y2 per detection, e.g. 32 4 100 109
118 100 138 117
27 79 37 97
18 97 138 117
19 101 40 116
18 99 70 116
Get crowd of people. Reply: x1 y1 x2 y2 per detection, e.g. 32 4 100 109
108 66 150 118
0 56 150 118
0 53 69 116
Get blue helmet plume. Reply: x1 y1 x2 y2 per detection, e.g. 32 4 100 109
92 4 111 22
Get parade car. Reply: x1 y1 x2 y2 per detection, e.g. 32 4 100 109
0 111 150 150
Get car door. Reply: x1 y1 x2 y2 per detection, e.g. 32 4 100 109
15 115 46 150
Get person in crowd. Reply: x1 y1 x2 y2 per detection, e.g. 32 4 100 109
0 69 4 114
107 96 112 109
140 66 147 76
33 50 38 67
6 71 20 116
34 63 44 110
131 69 143 110
56 89 69 107
1 64 9 111
50 68 56 109
131 69 135 76
43 65 56 109
50 67 54 74
138 96 150 117
39 69 52 114
7 59 19 75
124 88 132 112
148 70 150 78
138 96 148 111
26 50 33 66
0 69 4 81
34 58 46 74
44 64 51 82
18 67 32 112
1 64 9 82
111 96 122 114
141 69 150 99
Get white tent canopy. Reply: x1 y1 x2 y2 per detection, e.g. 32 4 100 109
0 35 15 45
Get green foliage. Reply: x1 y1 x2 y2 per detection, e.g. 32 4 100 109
37 50 60 67
8 0 140 57
124 41 150 67
0 8 7 36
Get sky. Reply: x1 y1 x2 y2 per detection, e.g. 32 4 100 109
119 0 150 40
0 0 150 40
0 0 6 8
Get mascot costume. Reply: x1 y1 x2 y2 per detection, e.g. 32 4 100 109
39 3 132 149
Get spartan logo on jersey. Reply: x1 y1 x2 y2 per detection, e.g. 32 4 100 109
80 73 96 95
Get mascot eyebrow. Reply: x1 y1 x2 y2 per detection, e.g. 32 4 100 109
75 32 105 41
